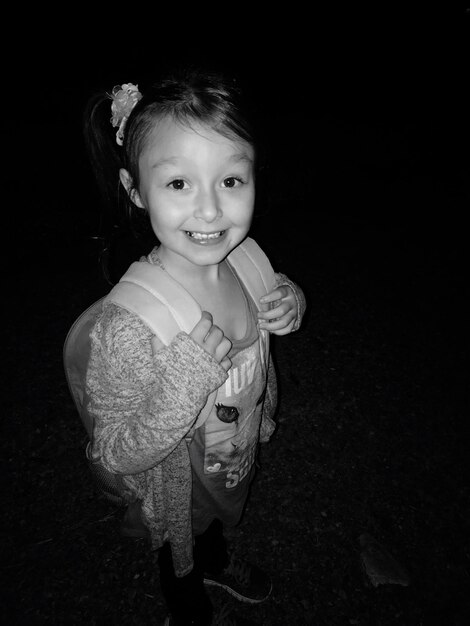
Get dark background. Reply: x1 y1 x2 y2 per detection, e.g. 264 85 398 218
3 8 469 625
7 8 469 275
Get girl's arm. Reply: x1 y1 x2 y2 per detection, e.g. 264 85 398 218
87 304 227 475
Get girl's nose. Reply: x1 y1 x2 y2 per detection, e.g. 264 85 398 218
193 188 221 222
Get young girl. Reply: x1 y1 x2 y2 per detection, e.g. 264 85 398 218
82 67 306 626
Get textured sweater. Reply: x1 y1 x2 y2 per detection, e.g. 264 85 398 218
86 270 306 576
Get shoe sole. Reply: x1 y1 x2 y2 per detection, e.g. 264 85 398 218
203 577 272 604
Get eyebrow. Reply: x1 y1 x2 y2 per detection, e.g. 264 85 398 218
230 152 254 165
151 151 254 170
151 157 180 170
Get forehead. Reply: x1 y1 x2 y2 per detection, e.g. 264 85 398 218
141 116 254 163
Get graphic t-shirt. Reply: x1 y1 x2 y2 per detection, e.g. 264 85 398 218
189 284 269 535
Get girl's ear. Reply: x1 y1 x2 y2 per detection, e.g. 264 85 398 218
119 169 145 208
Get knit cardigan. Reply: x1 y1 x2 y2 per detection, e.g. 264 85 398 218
86 271 306 576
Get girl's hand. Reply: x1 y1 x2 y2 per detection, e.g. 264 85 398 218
190 311 232 372
258 286 298 336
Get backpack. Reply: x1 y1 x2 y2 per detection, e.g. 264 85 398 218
63 237 277 505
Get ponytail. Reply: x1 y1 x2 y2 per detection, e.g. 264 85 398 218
82 92 151 283
83 91 124 215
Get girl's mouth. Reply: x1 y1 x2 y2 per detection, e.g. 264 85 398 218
185 230 226 243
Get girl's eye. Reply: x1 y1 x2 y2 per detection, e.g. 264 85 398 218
168 179 187 190
222 176 243 188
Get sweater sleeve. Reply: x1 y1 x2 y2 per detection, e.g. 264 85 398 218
274 272 307 332
86 303 227 475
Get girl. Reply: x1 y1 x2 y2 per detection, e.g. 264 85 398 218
82 67 306 626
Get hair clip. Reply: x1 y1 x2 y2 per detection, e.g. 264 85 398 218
110 83 142 146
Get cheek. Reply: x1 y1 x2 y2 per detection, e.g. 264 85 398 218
147 198 180 228
148 210 171 237
234 195 255 224
228 184 254 211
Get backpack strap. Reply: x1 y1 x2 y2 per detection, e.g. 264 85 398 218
108 237 277 339
227 237 276 372
106 262 216 432
227 237 277 312
105 262 202 345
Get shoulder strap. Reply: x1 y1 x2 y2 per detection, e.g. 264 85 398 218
108 237 276 338
106 262 217 431
227 237 277 372
227 237 277 311
105 262 202 345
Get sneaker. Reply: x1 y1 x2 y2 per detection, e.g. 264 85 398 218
203 553 272 604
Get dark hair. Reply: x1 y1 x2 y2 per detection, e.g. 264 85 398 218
83 67 258 281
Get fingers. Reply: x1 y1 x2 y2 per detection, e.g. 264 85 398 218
190 310 215 343
260 318 296 335
258 286 297 335
259 286 289 305
204 324 232 360
258 300 293 323
190 311 232 370
219 355 233 373
258 285 297 327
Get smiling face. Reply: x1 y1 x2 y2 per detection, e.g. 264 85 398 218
121 116 255 275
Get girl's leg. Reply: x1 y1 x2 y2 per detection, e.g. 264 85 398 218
158 542 212 626
193 519 230 575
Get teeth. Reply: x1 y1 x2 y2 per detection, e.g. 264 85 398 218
186 231 224 240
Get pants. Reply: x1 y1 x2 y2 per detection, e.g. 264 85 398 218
158 519 230 625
